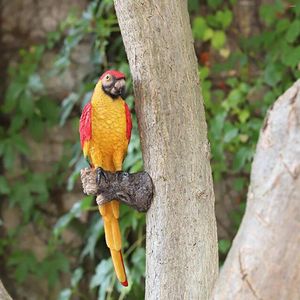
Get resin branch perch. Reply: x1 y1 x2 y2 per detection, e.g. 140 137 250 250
80 168 153 212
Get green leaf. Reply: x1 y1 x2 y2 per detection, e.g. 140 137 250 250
238 110 250 123
192 17 207 40
60 93 79 126
260 5 275 25
19 92 34 117
81 218 103 259
131 248 145 283
264 63 283 86
0 176 10 195
211 31 226 49
8 251 38 283
203 28 214 41
90 259 113 289
28 74 44 93
12 134 30 155
285 20 300 43
71 267 83 287
207 0 222 9
58 289 72 300
215 10 233 29
223 127 238 143
223 89 242 110
40 252 70 286
219 239 231 254
282 46 300 67
28 118 45 140
233 147 252 171
3 82 23 112
8 115 25 134
233 177 246 192
54 197 93 237
276 19 290 33
188 0 199 12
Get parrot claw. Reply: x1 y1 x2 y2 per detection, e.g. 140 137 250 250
96 167 108 185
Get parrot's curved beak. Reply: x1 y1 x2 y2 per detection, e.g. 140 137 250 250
111 78 126 98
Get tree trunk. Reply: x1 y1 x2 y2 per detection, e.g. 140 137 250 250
114 1 218 299
0 280 12 300
212 80 300 299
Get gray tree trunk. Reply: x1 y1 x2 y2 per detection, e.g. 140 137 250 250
212 80 300 299
0 280 12 300
114 1 218 299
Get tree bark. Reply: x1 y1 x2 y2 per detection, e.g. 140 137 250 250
212 80 300 299
0 280 12 300
114 1 218 299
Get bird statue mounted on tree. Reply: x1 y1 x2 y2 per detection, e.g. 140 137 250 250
79 70 132 286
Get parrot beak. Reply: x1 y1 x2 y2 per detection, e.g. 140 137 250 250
112 78 126 98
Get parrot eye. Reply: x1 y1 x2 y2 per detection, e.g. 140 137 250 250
105 74 111 81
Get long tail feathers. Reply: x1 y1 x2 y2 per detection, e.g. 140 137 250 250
98 199 127 286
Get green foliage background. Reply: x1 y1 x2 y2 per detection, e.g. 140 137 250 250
1 0 299 299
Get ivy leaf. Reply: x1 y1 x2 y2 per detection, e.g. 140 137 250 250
90 259 113 289
233 147 252 171
259 3 283 26
54 196 93 237
19 91 34 117
58 289 72 300
192 17 207 40
211 31 226 49
223 127 238 143
131 248 145 283
285 20 300 43
28 74 44 93
71 268 83 287
215 10 233 29
3 82 23 113
40 252 70 286
264 63 283 87
28 118 45 140
60 93 79 126
81 218 104 259
8 251 38 283
282 46 300 67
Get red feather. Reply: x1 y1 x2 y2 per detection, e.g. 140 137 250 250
79 102 92 148
124 103 132 141
100 70 125 80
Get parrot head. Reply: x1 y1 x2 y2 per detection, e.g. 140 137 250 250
100 70 126 99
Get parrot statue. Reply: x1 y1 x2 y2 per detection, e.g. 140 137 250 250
79 70 132 286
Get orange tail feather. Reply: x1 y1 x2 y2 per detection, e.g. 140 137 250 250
98 199 127 285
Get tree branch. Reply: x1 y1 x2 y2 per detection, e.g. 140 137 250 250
80 168 153 212
212 80 300 299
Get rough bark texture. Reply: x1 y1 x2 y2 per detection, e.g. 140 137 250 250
114 1 218 299
80 168 153 212
0 280 12 300
212 80 300 299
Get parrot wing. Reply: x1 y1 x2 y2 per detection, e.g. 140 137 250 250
79 102 92 159
124 102 132 142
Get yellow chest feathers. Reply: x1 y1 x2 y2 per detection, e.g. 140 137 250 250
90 82 128 155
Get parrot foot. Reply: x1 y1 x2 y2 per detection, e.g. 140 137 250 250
96 167 109 185
80 168 154 212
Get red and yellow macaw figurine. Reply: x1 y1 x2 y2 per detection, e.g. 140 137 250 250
79 70 132 286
